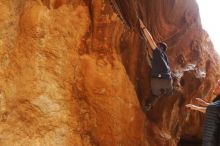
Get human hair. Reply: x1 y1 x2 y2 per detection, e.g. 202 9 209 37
157 42 168 52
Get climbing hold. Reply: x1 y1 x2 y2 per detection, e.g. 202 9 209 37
205 60 211 73
184 9 197 25
176 54 185 67
190 40 201 61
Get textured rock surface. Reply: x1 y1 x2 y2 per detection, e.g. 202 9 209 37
116 0 220 145
0 0 219 146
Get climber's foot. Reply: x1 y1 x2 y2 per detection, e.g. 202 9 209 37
143 104 152 113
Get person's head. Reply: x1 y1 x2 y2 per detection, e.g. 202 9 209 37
213 79 220 95
157 42 168 52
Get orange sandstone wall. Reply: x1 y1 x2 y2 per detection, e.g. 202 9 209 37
0 0 219 146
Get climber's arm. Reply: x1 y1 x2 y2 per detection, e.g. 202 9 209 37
139 19 157 50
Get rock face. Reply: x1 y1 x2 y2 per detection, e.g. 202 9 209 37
0 0 219 146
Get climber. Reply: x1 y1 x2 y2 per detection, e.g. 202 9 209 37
186 79 220 146
138 19 173 111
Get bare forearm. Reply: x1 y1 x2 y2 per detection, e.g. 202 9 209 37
139 19 157 49
186 104 207 113
142 28 157 49
196 107 207 113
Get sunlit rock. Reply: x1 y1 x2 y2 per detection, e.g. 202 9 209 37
0 0 219 146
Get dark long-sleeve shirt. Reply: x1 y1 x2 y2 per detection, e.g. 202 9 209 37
202 95 220 146
151 48 172 79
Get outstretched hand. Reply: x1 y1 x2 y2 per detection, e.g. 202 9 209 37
185 104 207 113
186 104 200 110
195 98 210 107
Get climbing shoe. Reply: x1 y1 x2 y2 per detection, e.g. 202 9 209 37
143 104 152 112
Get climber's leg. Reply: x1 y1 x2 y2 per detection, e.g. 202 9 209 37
144 96 161 112
143 95 159 112
164 79 173 96
151 78 173 97
143 78 173 112
143 78 161 112
151 78 162 97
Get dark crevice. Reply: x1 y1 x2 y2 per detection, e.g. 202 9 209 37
180 78 185 86
82 0 94 54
